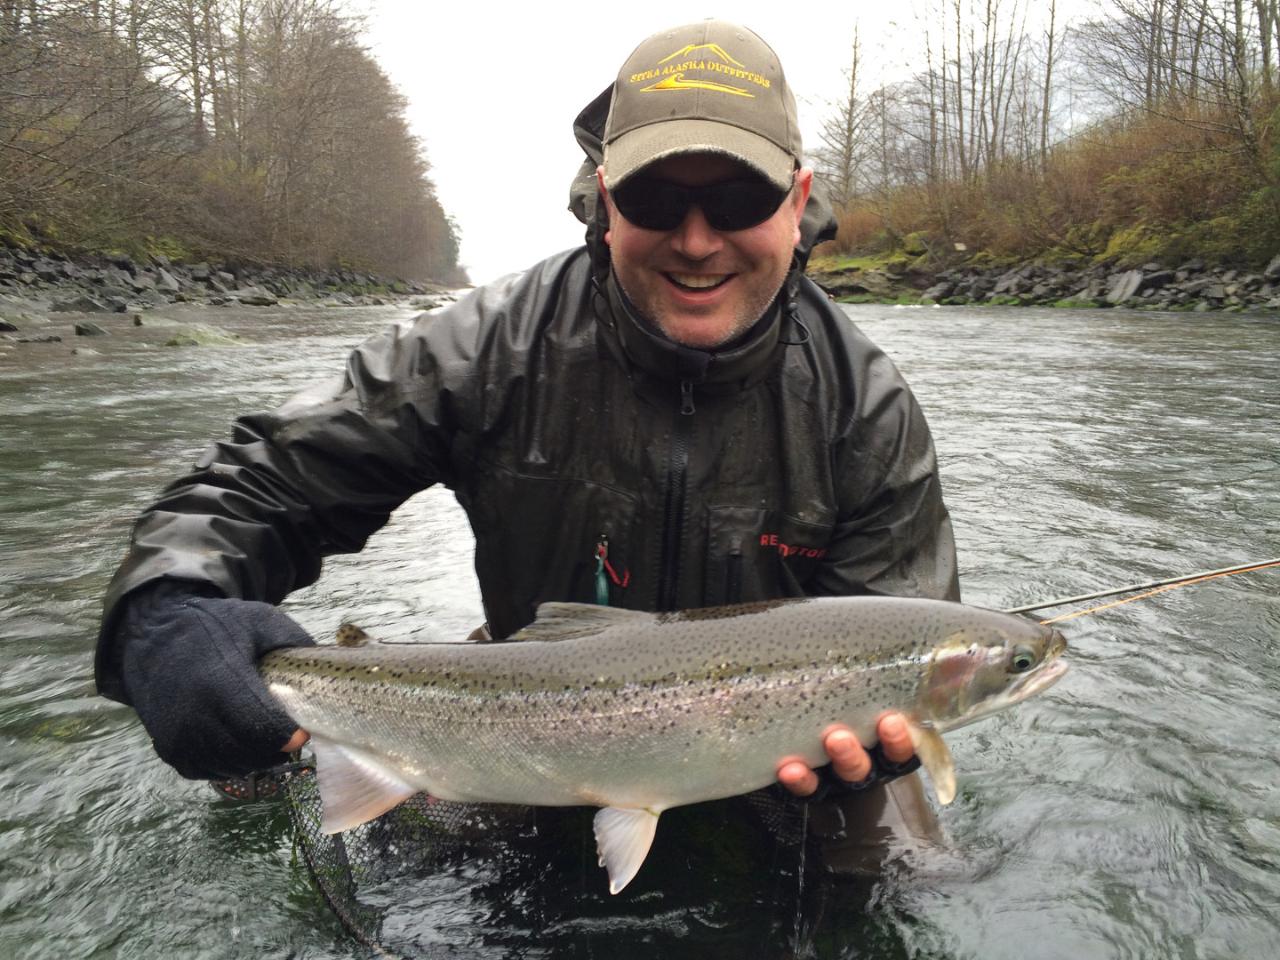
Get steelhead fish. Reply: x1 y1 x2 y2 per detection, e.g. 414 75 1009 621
260 597 1067 893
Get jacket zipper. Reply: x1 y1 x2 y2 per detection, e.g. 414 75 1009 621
657 380 695 610
726 544 743 604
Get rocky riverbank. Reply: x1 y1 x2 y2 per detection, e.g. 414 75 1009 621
0 243 455 345
808 255 1280 312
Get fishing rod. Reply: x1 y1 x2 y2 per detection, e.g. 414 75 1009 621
1004 557 1280 624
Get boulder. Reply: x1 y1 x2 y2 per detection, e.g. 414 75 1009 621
0 319 17 332
235 286 279 306
992 266 1035 295
155 268 182 293
163 323 238 346
1105 269 1144 304
1264 254 1280 280
32 258 64 282
74 321 109 336
1139 270 1175 291
16 334 62 343
51 295 108 313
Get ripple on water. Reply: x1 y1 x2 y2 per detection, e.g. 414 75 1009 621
1 303 1277 958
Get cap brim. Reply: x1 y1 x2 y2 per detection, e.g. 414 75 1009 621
603 118 794 192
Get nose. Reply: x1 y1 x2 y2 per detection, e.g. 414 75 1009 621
668 204 723 260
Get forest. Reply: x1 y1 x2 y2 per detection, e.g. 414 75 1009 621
811 0 1280 269
0 0 462 282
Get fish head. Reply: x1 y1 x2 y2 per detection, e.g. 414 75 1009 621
919 611 1068 732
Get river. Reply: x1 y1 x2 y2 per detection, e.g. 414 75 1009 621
1 299 1277 959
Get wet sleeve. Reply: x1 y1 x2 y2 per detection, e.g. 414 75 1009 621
94 290 498 701
811 334 961 603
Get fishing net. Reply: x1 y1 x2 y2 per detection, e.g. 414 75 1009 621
215 755 904 956
277 760 533 955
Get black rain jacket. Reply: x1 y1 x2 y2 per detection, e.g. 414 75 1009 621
95 87 959 702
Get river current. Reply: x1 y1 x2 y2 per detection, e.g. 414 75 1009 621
1 299 1276 958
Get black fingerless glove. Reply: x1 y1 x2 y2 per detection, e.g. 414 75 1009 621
116 581 316 780
804 743 923 804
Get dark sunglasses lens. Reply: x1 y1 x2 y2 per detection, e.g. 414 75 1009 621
700 181 788 230
612 180 688 231
613 178 788 231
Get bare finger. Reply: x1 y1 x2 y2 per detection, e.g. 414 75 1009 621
823 726 872 783
876 712 915 765
776 758 820 797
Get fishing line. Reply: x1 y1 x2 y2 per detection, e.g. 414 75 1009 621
1001 557 1280 624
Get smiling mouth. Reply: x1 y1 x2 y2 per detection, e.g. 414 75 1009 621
666 272 731 291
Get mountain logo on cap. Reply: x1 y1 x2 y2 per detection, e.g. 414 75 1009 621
628 42 771 99
658 43 746 68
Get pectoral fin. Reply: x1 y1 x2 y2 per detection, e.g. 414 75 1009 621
592 806 660 894
311 736 418 834
906 723 957 805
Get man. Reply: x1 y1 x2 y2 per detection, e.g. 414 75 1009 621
97 20 958 865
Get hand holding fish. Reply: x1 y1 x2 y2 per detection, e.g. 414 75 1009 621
775 714 915 796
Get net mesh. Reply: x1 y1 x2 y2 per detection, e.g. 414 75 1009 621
268 761 823 956
282 762 535 953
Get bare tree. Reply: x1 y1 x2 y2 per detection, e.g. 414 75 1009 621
814 27 867 210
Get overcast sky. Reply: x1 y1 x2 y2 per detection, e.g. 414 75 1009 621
361 2 1076 286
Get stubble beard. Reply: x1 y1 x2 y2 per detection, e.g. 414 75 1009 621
617 270 788 350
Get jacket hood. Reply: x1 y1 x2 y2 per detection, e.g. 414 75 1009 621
568 84 838 278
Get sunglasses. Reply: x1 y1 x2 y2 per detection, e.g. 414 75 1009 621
611 175 792 232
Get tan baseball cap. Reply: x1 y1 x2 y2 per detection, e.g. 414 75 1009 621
601 20 802 192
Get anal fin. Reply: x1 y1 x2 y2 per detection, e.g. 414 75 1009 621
311 736 418 834
592 806 660 894
906 723 957 805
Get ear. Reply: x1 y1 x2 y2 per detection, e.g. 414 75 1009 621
790 168 813 246
596 165 614 247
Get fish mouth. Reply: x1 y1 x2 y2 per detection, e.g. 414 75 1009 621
1016 657 1068 699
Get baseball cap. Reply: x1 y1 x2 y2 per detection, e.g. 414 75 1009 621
601 20 802 192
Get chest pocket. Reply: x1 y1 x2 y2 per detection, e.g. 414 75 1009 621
702 505 835 606
463 468 643 636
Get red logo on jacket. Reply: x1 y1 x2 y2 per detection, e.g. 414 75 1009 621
760 533 827 560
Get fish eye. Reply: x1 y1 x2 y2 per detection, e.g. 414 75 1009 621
1010 646 1037 672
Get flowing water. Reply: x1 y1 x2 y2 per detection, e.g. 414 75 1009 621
1 298 1277 958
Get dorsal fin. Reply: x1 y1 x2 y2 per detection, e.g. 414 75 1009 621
335 623 373 647
509 602 655 643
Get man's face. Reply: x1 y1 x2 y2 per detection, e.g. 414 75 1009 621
599 154 812 350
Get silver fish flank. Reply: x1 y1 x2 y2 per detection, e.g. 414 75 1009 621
261 596 1068 893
